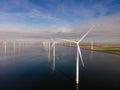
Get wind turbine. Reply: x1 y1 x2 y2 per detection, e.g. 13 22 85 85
51 39 60 72
60 25 95 84
48 42 51 61
43 41 50 60
4 40 7 57
43 41 51 61
90 40 94 63
51 39 56 57
13 41 16 54
51 39 56 72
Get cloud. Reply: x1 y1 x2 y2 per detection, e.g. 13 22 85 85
0 0 119 43
52 12 120 43
0 12 119 39
73 13 120 43
0 28 55 39
0 0 69 31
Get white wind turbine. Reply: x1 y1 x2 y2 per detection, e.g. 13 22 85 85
51 39 58 57
60 25 95 84
4 40 7 57
52 42 56 57
13 41 16 54
51 39 60 72
51 39 56 72
48 42 51 61
90 40 94 63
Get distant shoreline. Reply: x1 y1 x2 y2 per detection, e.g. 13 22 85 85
59 43 120 55
80 46 120 55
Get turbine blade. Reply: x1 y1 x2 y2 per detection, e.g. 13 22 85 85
78 25 95 43
77 44 85 67
59 39 76 43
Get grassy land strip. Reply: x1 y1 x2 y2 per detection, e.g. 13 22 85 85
59 43 120 55
80 45 120 55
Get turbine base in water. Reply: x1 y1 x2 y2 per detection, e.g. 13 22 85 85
76 80 79 84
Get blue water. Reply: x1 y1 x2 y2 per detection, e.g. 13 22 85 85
0 42 120 89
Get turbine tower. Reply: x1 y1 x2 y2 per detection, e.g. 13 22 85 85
60 25 95 84
90 40 94 63
51 39 56 57
13 41 16 54
52 42 55 57
51 40 56 72
48 42 51 61
4 40 7 57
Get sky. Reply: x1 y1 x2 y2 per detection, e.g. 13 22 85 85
0 0 120 43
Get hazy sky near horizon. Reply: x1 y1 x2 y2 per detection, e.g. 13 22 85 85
0 0 120 43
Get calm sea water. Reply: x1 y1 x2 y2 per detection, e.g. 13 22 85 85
0 42 120 90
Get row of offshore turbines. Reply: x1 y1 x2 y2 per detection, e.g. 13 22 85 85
42 25 95 85
0 25 95 86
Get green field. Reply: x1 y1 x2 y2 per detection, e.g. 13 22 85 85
80 45 120 55
60 43 120 55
